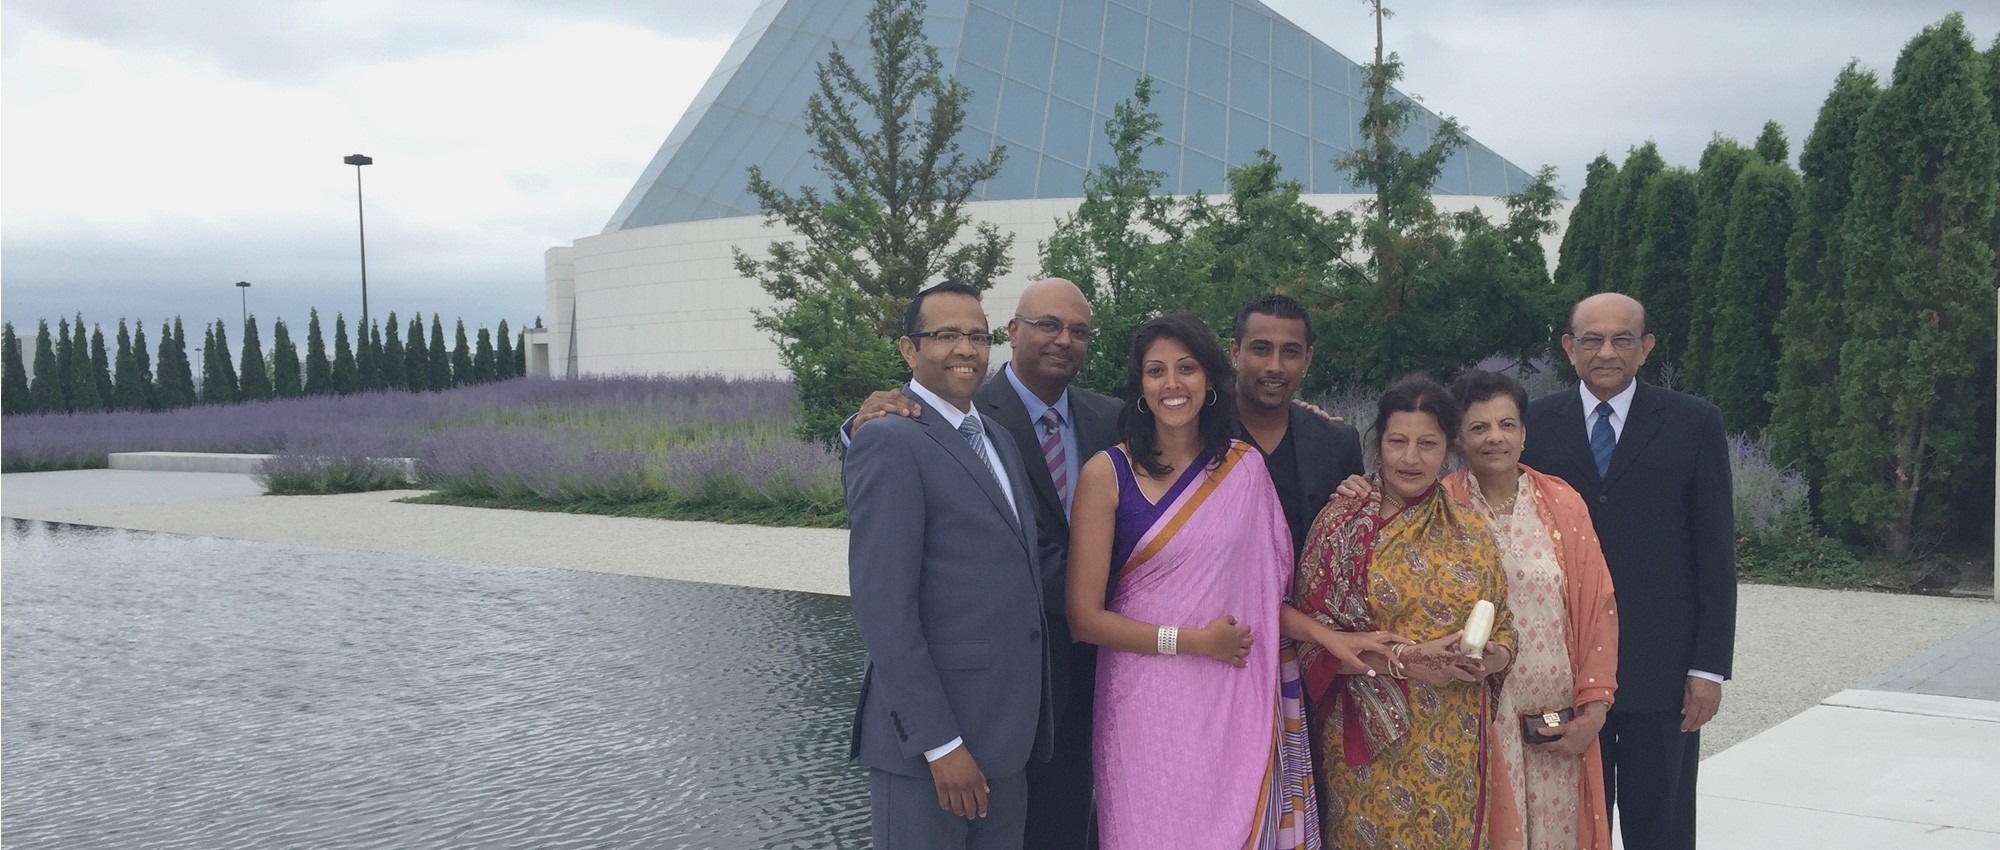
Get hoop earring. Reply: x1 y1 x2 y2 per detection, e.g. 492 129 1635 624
1137 398 1151 414
1205 388 1218 406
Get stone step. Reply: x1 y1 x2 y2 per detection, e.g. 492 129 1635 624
108 452 273 475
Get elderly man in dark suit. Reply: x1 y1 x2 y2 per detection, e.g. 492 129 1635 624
847 277 1118 850
1229 293 1366 559
844 281 1054 850
1519 292 1736 850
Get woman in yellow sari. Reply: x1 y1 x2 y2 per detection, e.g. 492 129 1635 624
1294 377 1514 848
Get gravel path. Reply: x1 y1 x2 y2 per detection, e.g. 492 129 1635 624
4 469 1992 755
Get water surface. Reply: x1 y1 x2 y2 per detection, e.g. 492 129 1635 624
1 520 868 849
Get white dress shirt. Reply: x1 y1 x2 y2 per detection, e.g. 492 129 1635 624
1579 380 1722 686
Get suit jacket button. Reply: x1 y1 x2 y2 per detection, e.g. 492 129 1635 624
1598 495 1608 504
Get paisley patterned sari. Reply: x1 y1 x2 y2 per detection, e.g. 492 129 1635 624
1292 475 1511 849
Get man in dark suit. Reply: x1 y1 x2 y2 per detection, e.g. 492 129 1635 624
1519 292 1737 850
845 281 1054 850
1228 294 1366 558
847 278 1115 850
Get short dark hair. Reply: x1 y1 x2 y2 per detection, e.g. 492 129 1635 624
1119 312 1238 478
1234 293 1313 347
1448 370 1529 427
903 280 984 339
1372 375 1461 453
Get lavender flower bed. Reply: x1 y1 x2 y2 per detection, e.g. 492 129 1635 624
2 377 842 518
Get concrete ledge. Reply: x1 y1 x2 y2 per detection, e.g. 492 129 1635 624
1822 689 2000 723
108 452 272 474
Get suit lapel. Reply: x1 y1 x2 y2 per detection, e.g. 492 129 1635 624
976 377 1065 532
1286 406 1319 494
1549 388 1597 482
910 390 1028 545
1603 382 1666 490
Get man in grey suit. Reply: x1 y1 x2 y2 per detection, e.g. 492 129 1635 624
844 280 1054 850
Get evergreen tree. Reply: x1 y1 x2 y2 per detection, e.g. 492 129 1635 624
198 324 219 404
380 311 406 391
1630 167 1701 380
1706 158 1799 432
112 320 146 411
166 318 196 408
405 313 429 392
210 321 240 404
428 315 450 391
54 317 75 412
1754 120 1791 165
472 326 495 383
1680 137 1755 396
2 323 30 415
451 320 474 388
515 331 527 377
331 314 357 395
239 316 271 401
1605 142 1666 293
153 320 179 409
356 318 377 392
1770 62 1880 486
1826 14 1997 558
494 320 513 381
305 309 332 396
68 316 98 411
1554 154 1620 301
84 324 112 412
271 318 302 398
133 321 155 410
30 320 62 414
733 0 1012 439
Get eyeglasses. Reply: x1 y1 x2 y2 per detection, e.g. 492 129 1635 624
1012 316 1093 342
907 330 996 347
1571 334 1641 352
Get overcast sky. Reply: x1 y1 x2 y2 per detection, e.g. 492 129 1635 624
4 0 1995 348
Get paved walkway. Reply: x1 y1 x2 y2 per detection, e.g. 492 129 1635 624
5 468 1996 843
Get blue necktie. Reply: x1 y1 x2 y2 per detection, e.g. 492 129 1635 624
1591 401 1616 479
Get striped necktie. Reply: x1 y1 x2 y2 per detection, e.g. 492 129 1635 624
1591 401 1616 479
1040 408 1070 513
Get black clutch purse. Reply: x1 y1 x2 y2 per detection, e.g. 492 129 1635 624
1521 708 1574 744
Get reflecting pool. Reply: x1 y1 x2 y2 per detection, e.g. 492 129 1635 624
1 519 868 849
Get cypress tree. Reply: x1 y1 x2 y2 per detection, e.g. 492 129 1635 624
428 316 450 391
451 320 474 387
54 316 75 412
30 320 61 413
1754 120 1791 165
305 309 332 396
1680 137 1755 396
2 323 29 415
356 318 377 392
210 321 240 404
133 321 155 410
167 318 196 408
153 321 178 409
515 331 527 377
1554 154 1619 301
70 319 105 413
1706 158 1799 432
1770 62 1880 486
271 318 302 398
85 324 113 412
1605 142 1666 294
331 314 357 395
1630 167 1701 381
367 321 386 392
380 311 406 391
473 326 495 383
239 316 271 401
405 313 428 392
495 320 513 381
1826 13 1998 558
199 324 218 404
113 320 146 411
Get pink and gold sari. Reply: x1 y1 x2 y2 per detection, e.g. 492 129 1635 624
1094 440 1319 850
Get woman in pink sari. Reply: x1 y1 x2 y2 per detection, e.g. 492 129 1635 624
1066 313 1393 850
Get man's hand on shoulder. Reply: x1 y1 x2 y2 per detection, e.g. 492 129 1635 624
846 390 925 437
1291 398 1344 424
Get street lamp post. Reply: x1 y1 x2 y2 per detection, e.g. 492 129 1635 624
343 154 374 333
235 280 252 330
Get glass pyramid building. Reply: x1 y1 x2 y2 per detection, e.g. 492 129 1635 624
606 0 1537 232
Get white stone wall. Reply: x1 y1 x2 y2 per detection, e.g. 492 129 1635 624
548 194 1573 378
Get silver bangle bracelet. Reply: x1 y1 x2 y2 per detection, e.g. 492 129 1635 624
1157 625 1179 656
